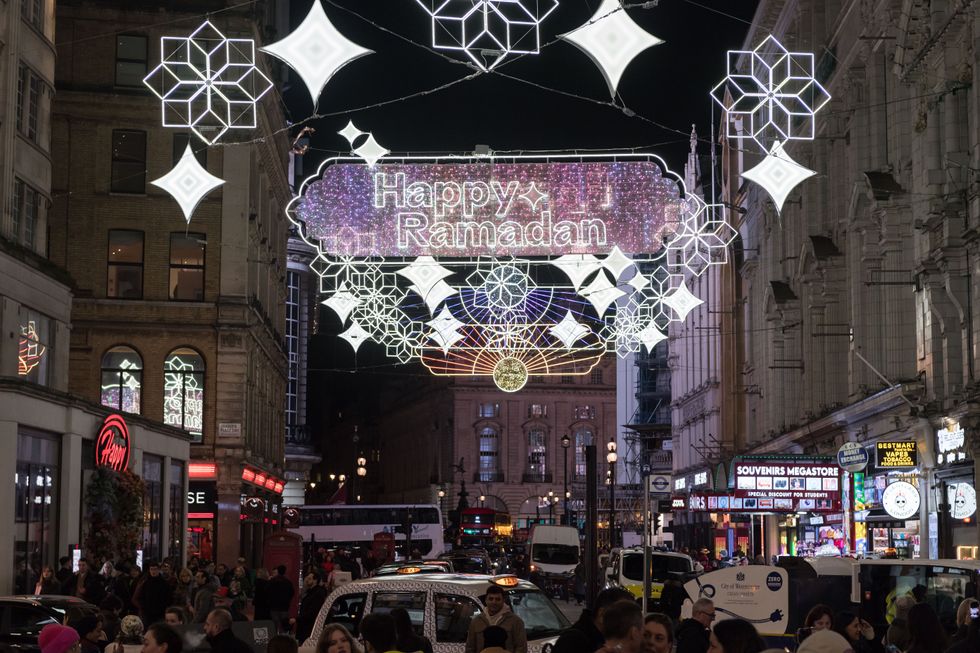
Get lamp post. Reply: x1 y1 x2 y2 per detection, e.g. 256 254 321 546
548 490 555 524
355 456 367 503
607 438 618 548
561 434 571 525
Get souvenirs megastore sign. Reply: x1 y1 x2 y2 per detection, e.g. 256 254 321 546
733 457 842 512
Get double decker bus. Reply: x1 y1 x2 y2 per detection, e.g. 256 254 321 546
290 504 445 559
460 507 512 548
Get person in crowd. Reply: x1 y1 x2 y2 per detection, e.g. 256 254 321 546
660 578 688 622
796 629 853 653
67 559 106 605
803 605 834 632
39 623 80 653
214 564 231 587
597 601 644 653
391 607 433 653
946 616 980 653
204 609 251 653
119 564 142 615
360 614 398 653
193 571 219 623
231 565 253 599
833 611 875 653
552 587 633 653
884 595 915 651
226 580 248 622
112 615 144 653
951 599 978 644
36 565 62 595
642 613 673 653
100 562 116 589
296 571 329 644
99 596 123 642
56 558 74 588
267 635 298 653
706 619 765 653
253 568 272 621
140 624 183 653
464 585 527 653
134 562 172 627
163 607 186 626
315 624 361 653
676 599 715 653
269 565 296 633
479 626 509 653
571 561 586 606
172 569 194 611
73 616 104 653
905 603 948 653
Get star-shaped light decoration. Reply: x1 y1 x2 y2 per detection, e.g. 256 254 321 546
426 306 466 354
260 1 373 104
549 310 591 349
519 182 549 210
626 271 648 294
414 0 559 71
143 21 274 145
551 254 602 290
741 141 816 212
339 320 371 353
397 257 458 314
661 279 704 321
321 282 362 323
150 144 225 223
561 0 663 97
602 245 635 281
637 321 667 353
580 273 626 316
337 120 390 167
710 34 831 150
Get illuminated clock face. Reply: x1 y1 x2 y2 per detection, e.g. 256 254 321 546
882 481 920 520
949 483 977 519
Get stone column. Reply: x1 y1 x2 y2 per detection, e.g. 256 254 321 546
0 420 19 594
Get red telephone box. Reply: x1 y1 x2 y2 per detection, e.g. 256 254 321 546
372 532 395 564
263 531 303 618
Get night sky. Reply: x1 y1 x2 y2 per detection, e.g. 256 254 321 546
288 0 760 445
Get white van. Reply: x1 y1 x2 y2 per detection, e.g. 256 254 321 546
529 525 580 577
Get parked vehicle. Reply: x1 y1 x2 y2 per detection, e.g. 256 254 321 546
439 549 493 574
606 549 696 601
373 561 454 576
528 526 579 577
0 596 99 653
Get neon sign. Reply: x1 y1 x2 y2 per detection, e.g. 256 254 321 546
18 321 46 376
96 414 131 472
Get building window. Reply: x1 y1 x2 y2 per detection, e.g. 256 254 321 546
107 230 144 298
478 403 499 418
527 429 546 477
528 404 547 418
20 0 44 31
14 430 58 595
16 63 43 143
478 426 499 482
100 346 142 414
574 428 593 477
110 130 146 194
9 178 40 249
590 369 603 385
285 270 300 433
169 233 205 300
172 133 208 167
115 34 147 87
142 454 163 562
574 405 596 420
164 348 204 442
561 376 573 384
168 461 184 561
17 308 51 386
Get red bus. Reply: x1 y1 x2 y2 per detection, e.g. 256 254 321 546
460 507 512 547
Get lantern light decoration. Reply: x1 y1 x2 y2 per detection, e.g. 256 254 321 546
560 0 664 97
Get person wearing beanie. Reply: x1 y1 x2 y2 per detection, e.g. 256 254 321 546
797 629 854 653
39 624 80 653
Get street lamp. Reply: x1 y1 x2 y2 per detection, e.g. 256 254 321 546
548 490 555 524
561 434 571 525
607 438 618 548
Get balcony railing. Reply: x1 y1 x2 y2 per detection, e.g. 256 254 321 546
285 424 312 447
473 471 504 483
521 472 554 483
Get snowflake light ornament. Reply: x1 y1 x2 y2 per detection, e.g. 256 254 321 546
151 144 225 223
415 0 559 71
710 34 831 150
561 0 664 97
666 197 738 275
260 1 373 104
143 21 273 145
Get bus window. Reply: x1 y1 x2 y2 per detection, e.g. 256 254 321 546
860 564 978 634
435 593 481 643
326 593 366 635
372 591 427 636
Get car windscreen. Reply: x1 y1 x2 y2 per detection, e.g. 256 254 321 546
506 590 570 639
446 557 490 573
531 544 578 565
622 554 691 581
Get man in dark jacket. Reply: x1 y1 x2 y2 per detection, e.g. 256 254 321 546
552 587 633 653
193 571 219 623
56 557 73 588
135 561 172 626
204 609 252 653
675 598 714 653
268 565 295 633
65 559 105 605
295 571 328 643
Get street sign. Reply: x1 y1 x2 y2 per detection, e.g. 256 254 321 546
648 474 671 493
837 441 869 472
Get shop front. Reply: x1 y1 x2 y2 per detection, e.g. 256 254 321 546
852 442 922 558
934 420 978 559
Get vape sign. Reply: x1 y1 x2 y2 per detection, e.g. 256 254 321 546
96 414 131 472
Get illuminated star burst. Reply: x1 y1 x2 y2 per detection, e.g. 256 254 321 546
414 0 560 71
143 21 273 145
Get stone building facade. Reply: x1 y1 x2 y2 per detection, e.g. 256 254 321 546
48 0 291 566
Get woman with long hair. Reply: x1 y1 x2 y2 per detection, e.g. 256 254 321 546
833 611 874 653
803 605 834 631
904 603 948 653
390 607 433 653
316 624 362 653
707 619 765 653
35 565 62 595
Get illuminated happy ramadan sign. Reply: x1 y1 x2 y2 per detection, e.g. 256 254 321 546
295 159 680 257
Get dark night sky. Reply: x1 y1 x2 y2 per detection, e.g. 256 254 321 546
287 0 760 442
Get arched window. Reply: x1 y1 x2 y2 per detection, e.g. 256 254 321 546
574 428 594 477
527 429 547 480
100 346 142 413
164 348 204 440
478 426 500 482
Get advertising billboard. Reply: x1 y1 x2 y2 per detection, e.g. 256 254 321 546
733 457 841 512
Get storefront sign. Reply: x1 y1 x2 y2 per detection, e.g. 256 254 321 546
937 421 968 465
733 457 841 511
682 566 788 630
95 414 131 472
684 492 799 513
881 480 920 520
875 442 918 468
187 481 217 518
671 497 686 509
949 483 977 519
674 478 687 491
694 471 709 487
837 442 869 472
